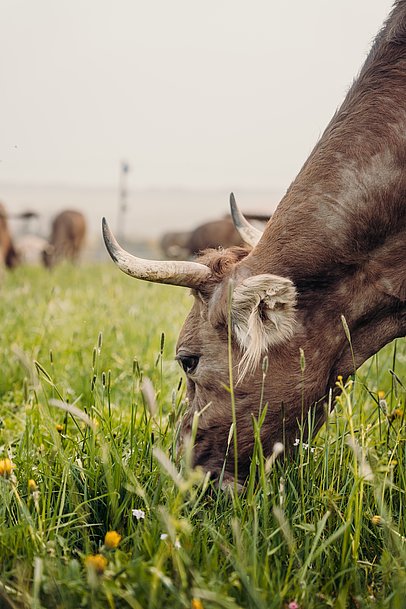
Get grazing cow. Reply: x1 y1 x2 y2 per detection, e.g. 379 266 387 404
161 214 270 259
103 2 406 484
0 203 20 269
43 210 86 268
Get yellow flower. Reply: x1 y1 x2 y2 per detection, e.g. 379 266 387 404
55 424 64 433
28 479 38 492
191 599 204 609
104 530 122 549
377 390 385 399
391 408 403 419
0 458 15 477
84 554 108 574
371 515 382 526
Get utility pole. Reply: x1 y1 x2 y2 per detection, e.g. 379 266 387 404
117 160 130 241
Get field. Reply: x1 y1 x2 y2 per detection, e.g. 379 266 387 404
0 263 405 609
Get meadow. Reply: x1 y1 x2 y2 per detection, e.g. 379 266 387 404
0 263 405 609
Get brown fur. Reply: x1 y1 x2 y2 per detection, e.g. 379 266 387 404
0 203 20 269
175 2 406 483
43 210 86 268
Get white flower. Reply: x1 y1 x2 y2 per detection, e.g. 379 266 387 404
160 533 168 540
174 539 181 549
132 509 145 520
293 438 300 446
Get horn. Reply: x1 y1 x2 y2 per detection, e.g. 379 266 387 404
102 218 211 289
230 193 264 247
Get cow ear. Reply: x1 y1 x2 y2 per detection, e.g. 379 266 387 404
231 274 297 377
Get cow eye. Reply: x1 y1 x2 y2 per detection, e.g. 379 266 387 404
176 354 199 375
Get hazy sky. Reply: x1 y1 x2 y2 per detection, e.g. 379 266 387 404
1 0 395 192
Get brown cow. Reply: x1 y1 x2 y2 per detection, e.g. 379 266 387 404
103 2 406 484
43 210 86 268
161 214 269 259
0 202 20 269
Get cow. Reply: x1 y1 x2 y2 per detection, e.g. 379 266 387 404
160 214 270 259
102 1 406 484
43 210 86 268
0 202 20 269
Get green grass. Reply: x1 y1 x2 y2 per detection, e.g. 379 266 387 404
0 263 405 609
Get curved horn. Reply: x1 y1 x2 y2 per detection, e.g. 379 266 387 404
102 218 211 289
230 192 264 247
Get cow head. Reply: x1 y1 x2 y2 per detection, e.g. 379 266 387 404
102 197 311 483
102 185 406 483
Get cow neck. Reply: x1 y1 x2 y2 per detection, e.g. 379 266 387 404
239 1 406 286
232 3 406 390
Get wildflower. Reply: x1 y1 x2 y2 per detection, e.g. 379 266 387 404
174 539 181 549
192 599 204 609
0 458 15 477
377 390 385 399
160 533 168 540
288 602 300 609
293 438 300 447
371 515 382 526
390 408 403 420
28 479 38 493
132 508 145 520
104 530 121 549
84 554 108 575
55 424 64 433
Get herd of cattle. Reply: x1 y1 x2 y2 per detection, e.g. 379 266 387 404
0 205 87 270
0 200 269 272
1 2 404 486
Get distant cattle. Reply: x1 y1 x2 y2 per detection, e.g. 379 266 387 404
0 202 20 269
160 214 270 259
43 210 86 268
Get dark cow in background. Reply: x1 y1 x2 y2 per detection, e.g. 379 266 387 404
43 210 86 268
160 213 269 259
0 202 21 269
103 1 406 484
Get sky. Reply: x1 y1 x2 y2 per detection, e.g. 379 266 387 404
0 0 395 194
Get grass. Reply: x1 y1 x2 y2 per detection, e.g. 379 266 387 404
0 263 405 609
